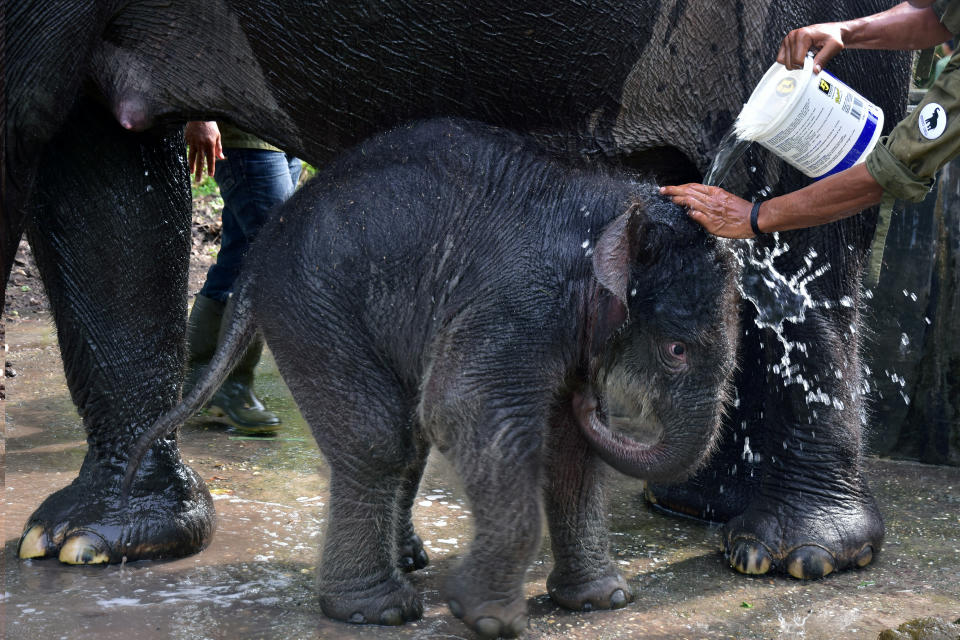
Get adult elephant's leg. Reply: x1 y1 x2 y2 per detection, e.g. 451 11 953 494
645 225 883 580
543 408 633 611
723 227 882 580
17 102 214 564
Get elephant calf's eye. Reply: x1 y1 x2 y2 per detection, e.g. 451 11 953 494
661 341 688 370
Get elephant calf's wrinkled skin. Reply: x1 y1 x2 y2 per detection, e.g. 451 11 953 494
128 119 739 638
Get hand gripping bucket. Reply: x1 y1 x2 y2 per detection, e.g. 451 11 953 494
734 54 884 179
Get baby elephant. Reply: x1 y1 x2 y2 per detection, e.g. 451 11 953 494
126 118 738 638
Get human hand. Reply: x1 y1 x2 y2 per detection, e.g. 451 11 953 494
184 121 225 182
659 184 756 239
777 22 845 73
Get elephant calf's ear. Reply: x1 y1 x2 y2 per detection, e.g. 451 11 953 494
592 202 645 304
590 203 644 350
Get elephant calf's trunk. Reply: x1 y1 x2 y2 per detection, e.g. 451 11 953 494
572 390 710 484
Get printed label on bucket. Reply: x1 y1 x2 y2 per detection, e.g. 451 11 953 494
759 69 880 178
735 57 884 180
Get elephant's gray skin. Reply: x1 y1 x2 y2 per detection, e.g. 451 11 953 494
124 118 740 637
6 0 910 579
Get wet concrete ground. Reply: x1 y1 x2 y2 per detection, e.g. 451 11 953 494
4 315 960 639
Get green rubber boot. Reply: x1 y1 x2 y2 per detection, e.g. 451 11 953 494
186 294 281 436
185 294 226 392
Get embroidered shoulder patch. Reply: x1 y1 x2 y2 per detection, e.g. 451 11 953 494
919 102 947 140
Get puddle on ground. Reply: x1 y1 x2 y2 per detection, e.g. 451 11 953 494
4 316 960 639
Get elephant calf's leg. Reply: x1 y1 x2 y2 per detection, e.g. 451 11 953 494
317 470 423 625
273 345 425 626
439 424 545 639
544 411 633 611
393 439 430 573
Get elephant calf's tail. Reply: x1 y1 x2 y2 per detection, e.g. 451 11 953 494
121 276 258 506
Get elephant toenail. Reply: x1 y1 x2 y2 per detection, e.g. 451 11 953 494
379 607 403 625
18 526 49 559
644 485 658 504
59 533 110 565
475 617 503 639
448 598 463 618
610 588 629 609
729 540 772 575
349 612 366 624
854 545 874 568
786 546 835 580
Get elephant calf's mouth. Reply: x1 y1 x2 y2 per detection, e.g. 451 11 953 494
607 411 664 447
602 384 665 447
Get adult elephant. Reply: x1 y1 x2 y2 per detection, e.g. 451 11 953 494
6 0 910 580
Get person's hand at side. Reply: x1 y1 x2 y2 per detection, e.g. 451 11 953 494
185 121 225 182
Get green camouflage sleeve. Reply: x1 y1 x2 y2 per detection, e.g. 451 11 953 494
865 56 960 202
934 0 960 34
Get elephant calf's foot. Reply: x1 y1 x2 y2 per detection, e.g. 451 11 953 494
319 574 423 626
546 567 633 612
723 491 883 580
444 573 528 639
19 445 214 564
396 532 429 572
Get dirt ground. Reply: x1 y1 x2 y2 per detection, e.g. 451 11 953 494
3 193 960 639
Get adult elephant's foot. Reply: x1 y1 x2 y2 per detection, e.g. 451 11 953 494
643 418 762 525
445 572 528 639
644 471 756 525
318 573 423 626
18 439 215 564
723 483 883 579
546 566 633 612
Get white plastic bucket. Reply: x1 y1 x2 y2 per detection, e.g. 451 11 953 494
734 54 884 180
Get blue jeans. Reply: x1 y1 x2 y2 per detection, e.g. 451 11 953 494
200 149 302 302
